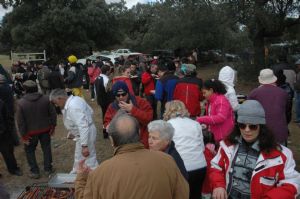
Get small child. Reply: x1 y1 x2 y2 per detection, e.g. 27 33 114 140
202 129 217 199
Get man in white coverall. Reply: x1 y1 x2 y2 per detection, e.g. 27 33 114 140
49 89 98 173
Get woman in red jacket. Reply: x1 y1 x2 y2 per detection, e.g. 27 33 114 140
210 100 300 199
141 63 158 119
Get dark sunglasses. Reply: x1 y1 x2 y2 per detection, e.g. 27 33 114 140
116 93 127 97
238 123 259 131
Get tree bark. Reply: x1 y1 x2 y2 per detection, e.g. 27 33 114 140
253 35 265 69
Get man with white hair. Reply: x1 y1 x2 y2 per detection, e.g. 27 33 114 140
49 89 98 173
248 68 289 145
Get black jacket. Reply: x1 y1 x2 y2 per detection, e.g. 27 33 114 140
165 141 189 181
0 99 14 141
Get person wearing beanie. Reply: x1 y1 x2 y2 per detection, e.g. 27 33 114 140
210 100 300 199
104 81 153 148
248 68 289 145
49 89 98 174
173 64 204 118
218 65 239 111
16 80 57 179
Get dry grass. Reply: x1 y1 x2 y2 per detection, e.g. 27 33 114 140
0 55 12 70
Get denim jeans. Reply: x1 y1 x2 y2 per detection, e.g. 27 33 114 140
24 133 52 174
296 92 300 122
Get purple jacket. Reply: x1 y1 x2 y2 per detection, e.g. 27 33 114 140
248 84 288 143
196 93 234 142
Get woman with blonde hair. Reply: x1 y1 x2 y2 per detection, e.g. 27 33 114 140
164 100 206 199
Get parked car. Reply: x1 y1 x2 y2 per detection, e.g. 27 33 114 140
199 50 223 63
225 53 240 62
77 54 119 65
151 49 174 59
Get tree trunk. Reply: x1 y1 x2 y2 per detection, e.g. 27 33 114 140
253 35 265 70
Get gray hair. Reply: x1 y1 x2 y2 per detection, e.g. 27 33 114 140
147 120 174 141
108 113 140 147
49 89 68 101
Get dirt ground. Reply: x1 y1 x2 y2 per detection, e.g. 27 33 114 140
0 61 299 198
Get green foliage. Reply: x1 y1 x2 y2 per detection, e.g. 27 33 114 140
0 0 118 61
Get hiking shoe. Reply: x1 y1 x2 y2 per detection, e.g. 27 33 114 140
44 168 56 177
28 172 40 179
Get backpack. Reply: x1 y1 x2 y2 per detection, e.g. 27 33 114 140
38 68 50 88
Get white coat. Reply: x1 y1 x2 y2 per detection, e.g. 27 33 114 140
62 95 98 173
218 66 240 111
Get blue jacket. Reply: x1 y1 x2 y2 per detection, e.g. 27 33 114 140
155 72 178 103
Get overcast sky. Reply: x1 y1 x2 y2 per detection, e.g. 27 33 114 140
0 0 150 19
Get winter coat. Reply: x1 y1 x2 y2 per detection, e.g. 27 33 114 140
94 74 113 116
37 66 51 89
196 93 234 142
155 72 178 103
104 96 153 148
168 117 207 171
0 99 14 141
65 64 83 88
248 84 288 143
75 143 189 199
48 71 65 89
210 140 300 199
141 72 155 96
0 82 14 113
173 76 203 117
218 66 239 111
16 92 57 140
88 66 101 84
165 141 189 181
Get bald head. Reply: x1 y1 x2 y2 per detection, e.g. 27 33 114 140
108 114 140 147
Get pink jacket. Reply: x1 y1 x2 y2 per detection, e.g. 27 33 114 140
88 66 101 84
196 93 234 142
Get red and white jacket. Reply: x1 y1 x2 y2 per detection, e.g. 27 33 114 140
210 140 300 199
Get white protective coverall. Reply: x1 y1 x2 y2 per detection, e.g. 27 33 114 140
62 95 98 173
218 65 240 111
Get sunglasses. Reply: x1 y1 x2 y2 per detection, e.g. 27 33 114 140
116 93 127 97
238 123 259 131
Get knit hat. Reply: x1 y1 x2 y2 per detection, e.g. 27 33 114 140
0 74 6 83
23 80 37 88
237 100 266 125
181 64 196 74
112 81 129 96
258 68 277 84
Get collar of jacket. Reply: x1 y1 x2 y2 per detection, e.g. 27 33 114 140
208 93 219 103
164 140 175 154
63 95 74 111
114 143 145 156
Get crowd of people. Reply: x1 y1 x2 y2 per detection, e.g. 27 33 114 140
0 52 300 199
